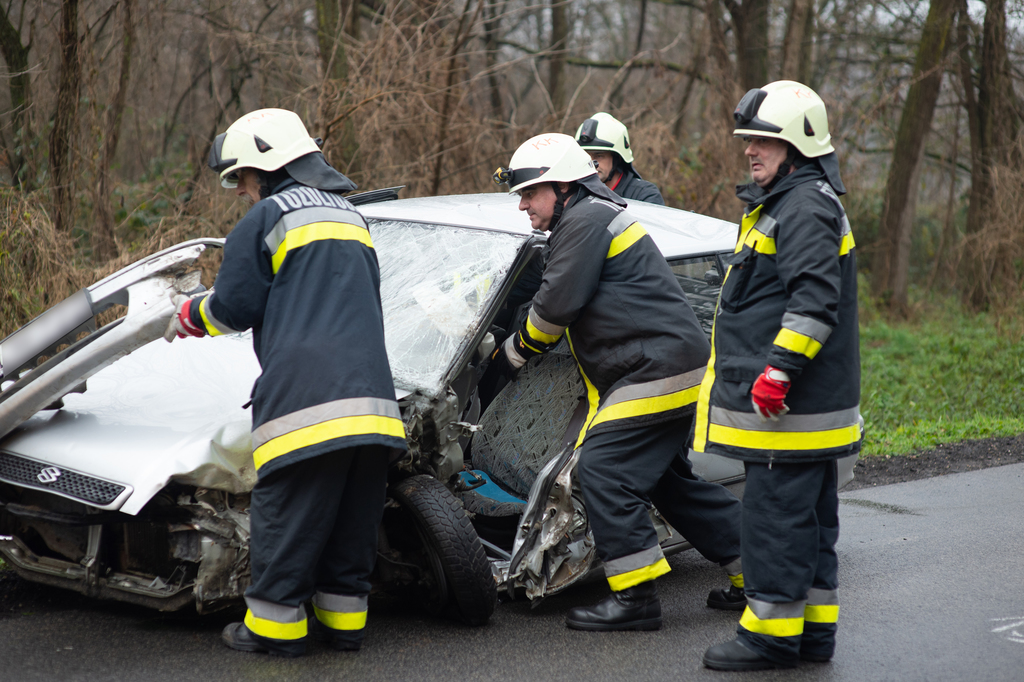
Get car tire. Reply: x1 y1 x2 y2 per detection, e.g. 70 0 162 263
388 475 497 626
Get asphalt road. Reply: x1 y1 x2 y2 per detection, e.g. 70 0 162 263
1 463 1022 682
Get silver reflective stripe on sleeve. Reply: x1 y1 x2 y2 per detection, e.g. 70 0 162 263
604 211 636 238
780 312 833 345
527 308 566 338
709 405 861 433
503 334 527 369
600 367 706 410
264 206 368 254
753 213 778 238
603 545 666 578
251 397 402 451
199 295 242 336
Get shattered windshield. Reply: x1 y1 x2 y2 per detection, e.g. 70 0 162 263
369 220 527 395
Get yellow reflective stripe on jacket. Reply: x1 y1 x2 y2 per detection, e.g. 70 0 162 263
804 604 840 624
567 330 601 450
707 422 861 451
606 223 646 258
253 415 405 471
270 222 374 273
526 314 563 345
589 384 701 430
839 231 856 255
607 557 671 592
774 327 823 359
739 605 804 638
198 296 240 337
693 326 718 453
244 609 307 641
313 604 367 631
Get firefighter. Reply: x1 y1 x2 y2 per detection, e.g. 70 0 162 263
492 133 744 631
575 112 664 205
165 109 406 657
696 82 860 670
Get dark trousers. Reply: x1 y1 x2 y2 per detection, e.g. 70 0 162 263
737 460 840 665
578 416 742 576
247 445 387 652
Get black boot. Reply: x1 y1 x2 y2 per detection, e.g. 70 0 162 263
309 617 363 651
702 638 795 671
565 581 661 631
221 622 305 658
706 585 746 611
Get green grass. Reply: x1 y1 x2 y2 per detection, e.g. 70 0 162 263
860 300 1024 456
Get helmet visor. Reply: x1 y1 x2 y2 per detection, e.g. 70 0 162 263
733 89 783 134
207 133 237 173
576 118 614 148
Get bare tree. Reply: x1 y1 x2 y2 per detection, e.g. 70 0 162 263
92 0 135 261
0 1 35 187
871 0 958 313
49 0 80 234
780 0 812 82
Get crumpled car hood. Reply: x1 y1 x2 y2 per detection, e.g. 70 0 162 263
0 334 260 515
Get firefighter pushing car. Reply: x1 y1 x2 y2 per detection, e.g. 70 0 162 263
492 133 745 630
166 108 406 657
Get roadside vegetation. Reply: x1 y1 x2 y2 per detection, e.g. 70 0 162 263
860 293 1024 456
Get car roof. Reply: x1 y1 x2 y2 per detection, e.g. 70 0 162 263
359 193 737 259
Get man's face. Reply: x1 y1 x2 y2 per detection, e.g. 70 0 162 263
744 137 789 188
587 151 617 183
517 183 558 232
235 167 262 206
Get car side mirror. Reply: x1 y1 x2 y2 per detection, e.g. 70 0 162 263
704 269 722 286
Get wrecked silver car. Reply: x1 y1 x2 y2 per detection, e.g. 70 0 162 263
0 193 856 624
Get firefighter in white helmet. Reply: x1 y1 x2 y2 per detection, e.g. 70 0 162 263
698 82 859 671
167 108 406 657
575 112 664 205
491 133 744 630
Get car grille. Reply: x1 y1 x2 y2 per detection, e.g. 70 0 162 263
0 452 127 506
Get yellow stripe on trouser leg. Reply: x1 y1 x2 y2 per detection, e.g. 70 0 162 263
313 604 368 631
244 609 308 640
738 606 804 638
804 604 839 624
607 557 671 592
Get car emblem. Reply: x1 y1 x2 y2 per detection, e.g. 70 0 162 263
37 467 62 484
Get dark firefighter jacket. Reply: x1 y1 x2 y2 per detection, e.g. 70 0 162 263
187 178 407 477
612 166 665 205
505 187 710 448
693 163 860 464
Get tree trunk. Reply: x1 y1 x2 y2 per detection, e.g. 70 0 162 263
547 0 568 114
797 0 815 85
316 0 348 83
0 3 33 187
871 0 958 312
780 0 813 82
49 0 80 235
960 0 1019 308
724 0 769 90
483 0 505 125
92 0 134 262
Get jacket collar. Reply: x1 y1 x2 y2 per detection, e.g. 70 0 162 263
735 163 831 211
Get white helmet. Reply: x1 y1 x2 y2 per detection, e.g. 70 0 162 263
575 112 633 165
733 80 833 158
493 133 597 194
208 109 322 188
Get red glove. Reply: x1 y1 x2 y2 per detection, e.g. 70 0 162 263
751 365 791 422
163 296 206 342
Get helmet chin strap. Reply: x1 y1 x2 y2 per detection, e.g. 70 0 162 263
549 183 575 231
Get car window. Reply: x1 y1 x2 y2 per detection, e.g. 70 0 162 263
669 255 723 338
368 220 527 395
